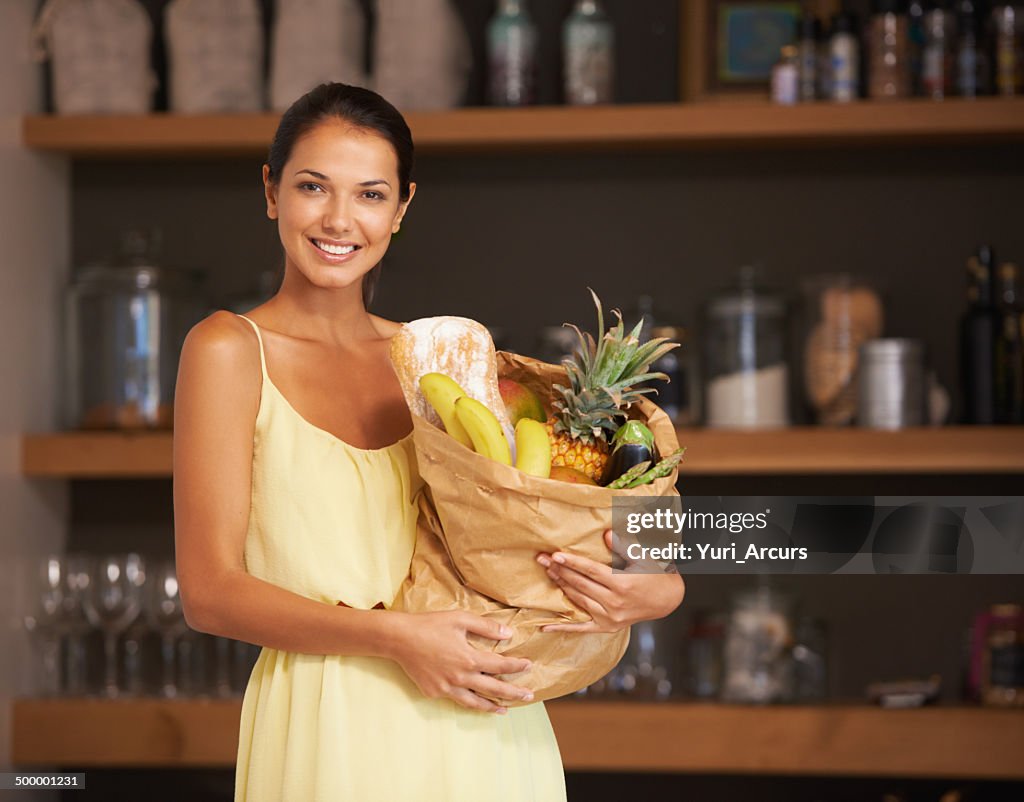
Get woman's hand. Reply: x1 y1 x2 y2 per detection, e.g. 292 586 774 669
387 610 534 714
537 530 685 634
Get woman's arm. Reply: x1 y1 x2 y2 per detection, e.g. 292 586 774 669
535 530 685 634
173 312 532 712
173 312 388 652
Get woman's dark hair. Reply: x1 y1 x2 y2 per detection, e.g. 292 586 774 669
265 83 414 309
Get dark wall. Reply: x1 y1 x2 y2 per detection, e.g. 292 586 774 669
73 142 1024 422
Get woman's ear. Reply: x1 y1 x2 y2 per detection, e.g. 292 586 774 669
393 182 416 233
262 165 279 220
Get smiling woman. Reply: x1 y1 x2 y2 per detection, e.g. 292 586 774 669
262 85 416 308
171 83 569 802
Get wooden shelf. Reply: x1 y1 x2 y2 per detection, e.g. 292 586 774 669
673 426 1024 475
21 98 1024 157
11 699 1024 779
20 427 1024 478
21 431 173 478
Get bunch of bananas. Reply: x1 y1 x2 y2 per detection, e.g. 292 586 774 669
419 373 552 478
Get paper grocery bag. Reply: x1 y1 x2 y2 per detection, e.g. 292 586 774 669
392 351 681 704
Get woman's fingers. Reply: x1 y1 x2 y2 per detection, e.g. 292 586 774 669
460 613 512 643
548 571 609 619
546 562 617 609
467 673 535 704
549 549 612 582
475 650 532 677
448 686 507 715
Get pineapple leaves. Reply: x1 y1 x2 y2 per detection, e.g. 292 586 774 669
551 288 682 444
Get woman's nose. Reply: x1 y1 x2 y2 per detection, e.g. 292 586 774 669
322 196 353 233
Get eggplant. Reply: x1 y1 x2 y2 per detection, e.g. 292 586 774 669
599 420 659 486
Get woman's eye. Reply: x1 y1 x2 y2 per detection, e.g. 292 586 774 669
299 182 324 193
363 190 385 201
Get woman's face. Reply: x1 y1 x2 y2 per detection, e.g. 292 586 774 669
263 118 415 296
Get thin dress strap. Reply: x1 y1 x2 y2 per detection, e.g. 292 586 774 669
235 314 270 381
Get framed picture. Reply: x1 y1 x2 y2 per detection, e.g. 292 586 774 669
681 1 801 102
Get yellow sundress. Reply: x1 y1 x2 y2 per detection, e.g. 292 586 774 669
233 314 567 802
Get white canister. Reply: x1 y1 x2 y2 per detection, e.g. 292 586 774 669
372 0 471 110
165 0 264 113
32 0 156 114
270 0 367 112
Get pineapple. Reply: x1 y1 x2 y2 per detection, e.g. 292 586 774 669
546 289 678 482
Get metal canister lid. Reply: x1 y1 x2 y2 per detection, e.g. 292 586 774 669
859 338 925 362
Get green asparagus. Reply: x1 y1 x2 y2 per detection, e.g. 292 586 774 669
623 447 687 488
605 460 651 489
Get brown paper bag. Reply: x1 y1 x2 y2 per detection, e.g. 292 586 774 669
393 352 681 704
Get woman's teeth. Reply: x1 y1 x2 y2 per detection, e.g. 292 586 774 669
314 240 357 255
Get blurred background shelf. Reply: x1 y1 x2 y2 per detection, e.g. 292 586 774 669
21 427 1024 478
21 98 1024 157
12 699 1023 778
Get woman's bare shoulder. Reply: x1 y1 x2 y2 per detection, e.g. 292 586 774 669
179 310 261 384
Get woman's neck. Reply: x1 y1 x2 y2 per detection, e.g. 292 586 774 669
264 270 381 345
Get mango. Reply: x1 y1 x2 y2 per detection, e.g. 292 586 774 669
548 465 598 485
498 378 546 426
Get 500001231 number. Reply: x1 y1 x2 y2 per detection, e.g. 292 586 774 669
0 773 85 789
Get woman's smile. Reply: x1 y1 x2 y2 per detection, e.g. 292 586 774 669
308 237 362 263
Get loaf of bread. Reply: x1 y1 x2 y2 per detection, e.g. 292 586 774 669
389 316 514 438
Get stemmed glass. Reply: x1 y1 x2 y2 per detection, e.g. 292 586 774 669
121 556 148 696
21 556 68 697
62 555 93 696
145 559 188 698
82 554 144 698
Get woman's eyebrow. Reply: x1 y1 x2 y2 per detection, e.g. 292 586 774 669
293 170 390 189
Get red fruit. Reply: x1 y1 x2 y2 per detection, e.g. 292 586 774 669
498 378 546 425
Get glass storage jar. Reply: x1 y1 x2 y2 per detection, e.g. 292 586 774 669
721 585 795 704
801 274 884 426
702 266 791 428
64 262 204 429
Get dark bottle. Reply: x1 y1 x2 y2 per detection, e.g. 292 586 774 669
994 262 1024 423
908 0 928 94
922 2 956 99
487 0 538 106
797 14 820 101
956 1 990 96
959 246 999 424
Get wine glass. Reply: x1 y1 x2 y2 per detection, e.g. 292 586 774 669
145 559 188 698
21 556 69 696
121 556 149 696
62 555 93 696
82 554 144 698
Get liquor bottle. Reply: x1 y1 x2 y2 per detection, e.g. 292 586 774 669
994 262 1024 423
829 12 860 101
797 14 820 101
771 45 800 104
956 1 990 96
487 0 537 106
868 0 911 99
908 0 927 94
922 3 956 99
959 246 998 424
563 0 614 105
993 4 1024 96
